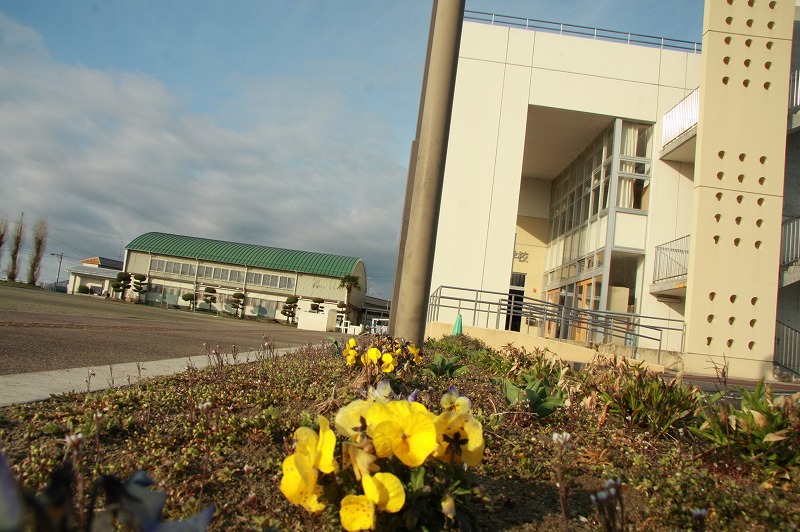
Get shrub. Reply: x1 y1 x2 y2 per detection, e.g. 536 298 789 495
693 380 800 470
77 285 91 294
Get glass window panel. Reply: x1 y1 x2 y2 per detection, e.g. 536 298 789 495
617 177 650 210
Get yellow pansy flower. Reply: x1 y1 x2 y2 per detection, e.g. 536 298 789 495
380 352 397 373
368 401 437 467
294 416 338 474
362 347 382 366
280 416 338 513
407 344 422 364
440 386 472 413
340 494 375 531
362 472 405 514
433 411 485 466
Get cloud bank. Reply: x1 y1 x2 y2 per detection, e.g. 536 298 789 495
0 12 409 297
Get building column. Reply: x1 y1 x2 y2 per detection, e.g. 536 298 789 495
390 0 465 344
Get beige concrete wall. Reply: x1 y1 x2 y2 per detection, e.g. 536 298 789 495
683 0 793 380
433 21 699 329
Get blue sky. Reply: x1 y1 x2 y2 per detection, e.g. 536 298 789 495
0 1 703 298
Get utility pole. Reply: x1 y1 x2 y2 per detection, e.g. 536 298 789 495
390 0 464 345
50 252 63 291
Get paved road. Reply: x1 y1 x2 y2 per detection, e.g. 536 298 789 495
0 286 349 376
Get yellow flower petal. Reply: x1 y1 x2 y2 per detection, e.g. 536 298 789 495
316 416 339 474
280 453 324 512
371 419 403 458
394 412 438 467
335 399 371 439
293 427 319 464
362 472 405 513
367 347 382 364
340 494 375 531
348 338 358 348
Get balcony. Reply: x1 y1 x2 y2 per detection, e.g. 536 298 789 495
659 89 698 163
660 70 800 160
650 235 689 299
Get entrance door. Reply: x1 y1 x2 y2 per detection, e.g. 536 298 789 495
572 278 593 342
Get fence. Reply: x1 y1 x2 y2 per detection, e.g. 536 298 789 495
464 10 702 53
775 321 800 376
428 285 685 360
652 235 690 283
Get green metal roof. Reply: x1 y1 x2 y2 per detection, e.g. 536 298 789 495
126 232 362 278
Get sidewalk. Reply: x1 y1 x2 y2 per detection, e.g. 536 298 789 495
0 349 293 407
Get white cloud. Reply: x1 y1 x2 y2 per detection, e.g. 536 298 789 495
0 14 405 297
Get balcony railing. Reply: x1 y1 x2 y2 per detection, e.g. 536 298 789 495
775 321 800 376
653 235 690 284
464 11 702 53
781 216 800 267
661 89 699 149
790 70 800 112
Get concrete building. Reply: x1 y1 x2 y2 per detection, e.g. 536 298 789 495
424 0 799 380
66 256 123 295
122 232 367 321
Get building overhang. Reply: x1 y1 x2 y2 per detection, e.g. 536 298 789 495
659 126 697 163
521 105 614 180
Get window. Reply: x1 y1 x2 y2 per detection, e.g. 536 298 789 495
229 270 244 283
263 275 279 288
620 122 652 158
617 177 650 210
246 272 262 285
279 276 295 290
149 259 165 272
180 263 190 276
510 272 526 288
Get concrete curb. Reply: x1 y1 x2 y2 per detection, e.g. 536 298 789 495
0 348 295 407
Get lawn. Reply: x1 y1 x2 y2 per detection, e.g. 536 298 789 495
1 334 798 531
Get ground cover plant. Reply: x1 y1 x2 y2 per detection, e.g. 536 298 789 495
0 334 798 530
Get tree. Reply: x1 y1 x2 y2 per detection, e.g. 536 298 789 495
231 292 245 318
0 217 8 271
181 292 197 310
111 272 132 299
202 287 217 313
132 273 148 303
26 218 48 286
281 296 298 324
310 297 325 313
338 275 361 321
5 215 24 282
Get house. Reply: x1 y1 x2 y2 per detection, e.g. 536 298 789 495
424 0 798 380
122 232 367 321
66 256 123 295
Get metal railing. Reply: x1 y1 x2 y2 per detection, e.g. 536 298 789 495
653 235 690 284
464 10 702 53
790 70 800 112
661 89 699 149
428 285 685 359
781 216 800 267
775 321 800 377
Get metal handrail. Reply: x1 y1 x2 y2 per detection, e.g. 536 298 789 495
775 321 800 377
781 216 800 267
653 235 690 283
428 285 685 358
464 10 702 53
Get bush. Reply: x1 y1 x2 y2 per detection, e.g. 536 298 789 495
77 285 91 294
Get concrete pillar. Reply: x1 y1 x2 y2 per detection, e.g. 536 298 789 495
390 0 464 344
